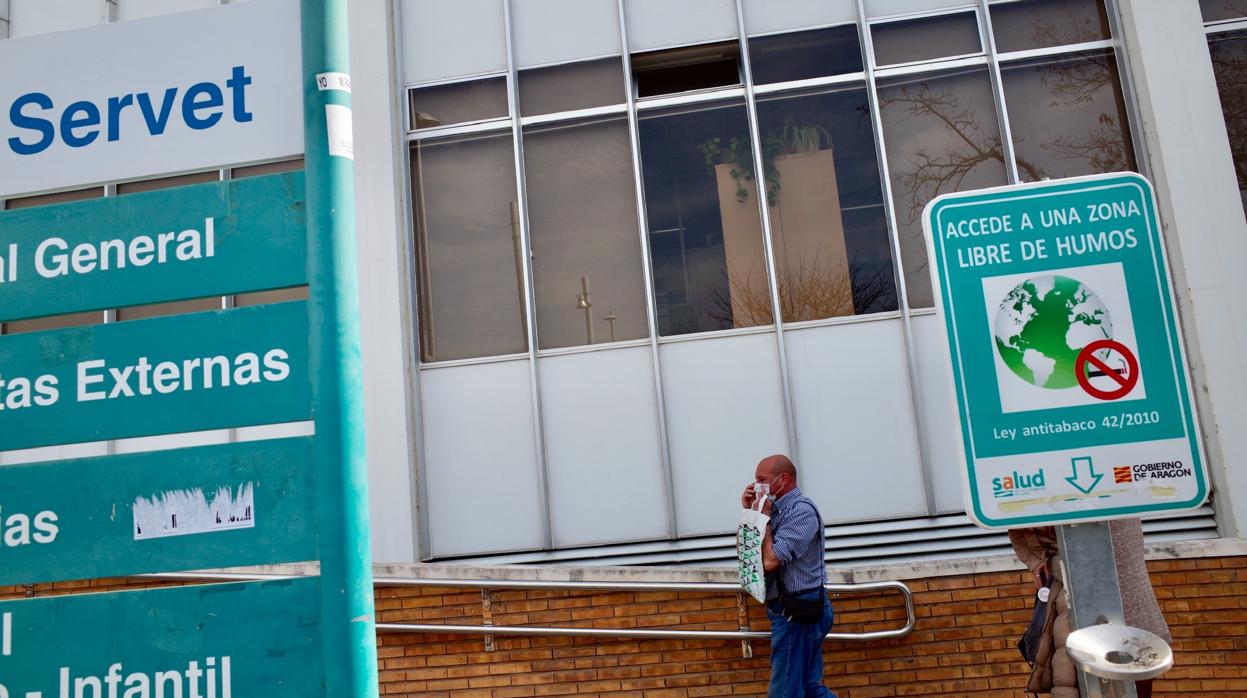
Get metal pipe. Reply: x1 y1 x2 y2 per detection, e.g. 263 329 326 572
732 0 800 458
855 0 940 517
139 571 914 641
501 0 555 550
979 0 1022 185
376 623 912 643
616 0 681 541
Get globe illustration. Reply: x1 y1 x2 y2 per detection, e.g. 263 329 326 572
993 275 1112 389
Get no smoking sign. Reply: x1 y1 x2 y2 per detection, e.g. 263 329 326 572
924 173 1209 528
1076 339 1140 401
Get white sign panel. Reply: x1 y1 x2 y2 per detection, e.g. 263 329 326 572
0 0 302 198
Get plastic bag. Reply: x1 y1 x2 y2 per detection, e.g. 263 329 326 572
737 494 770 603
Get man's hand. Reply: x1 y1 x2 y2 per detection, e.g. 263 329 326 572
741 483 757 509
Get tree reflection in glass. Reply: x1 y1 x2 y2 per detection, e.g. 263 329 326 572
638 100 773 336
1001 51 1136 183
1209 31 1247 214
878 68 1009 308
754 85 897 322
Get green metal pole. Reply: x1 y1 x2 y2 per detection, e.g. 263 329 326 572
299 1 379 696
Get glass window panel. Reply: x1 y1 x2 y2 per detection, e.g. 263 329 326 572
1209 31 1247 214
523 116 649 348
410 134 527 361
3 311 101 335
1002 51 1136 182
748 25 863 85
871 11 982 66
518 58 626 117
116 297 222 322
235 287 309 307
878 68 1009 308
632 42 741 98
232 159 303 179
117 0 218 21
637 100 772 335
990 0 1110 54
624 0 738 53
116 170 219 195
409 78 508 130
5 187 102 209
1201 0 1247 23
742 0 857 36
9 0 101 38
400 0 507 84
754 85 897 321
865 0 978 19
514 0 622 68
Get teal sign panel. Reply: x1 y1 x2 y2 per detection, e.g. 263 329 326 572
0 438 315 586
0 172 305 323
0 301 309 451
0 577 323 697
923 173 1208 528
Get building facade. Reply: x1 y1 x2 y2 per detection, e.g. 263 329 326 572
2 1 1246 693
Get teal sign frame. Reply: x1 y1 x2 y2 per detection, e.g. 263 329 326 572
923 173 1208 528
0 172 306 323
0 301 310 451
0 438 316 586
0 577 323 698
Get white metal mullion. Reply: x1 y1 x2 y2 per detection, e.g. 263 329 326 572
1205 18 1247 34
1104 0 1153 181
979 0 1021 185
616 0 680 541
391 0 436 562
996 38 1116 63
502 0 554 551
732 0 799 458
856 0 939 517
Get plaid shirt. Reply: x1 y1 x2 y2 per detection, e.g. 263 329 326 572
769 487 827 593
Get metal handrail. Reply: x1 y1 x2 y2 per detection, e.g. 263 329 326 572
373 577 916 643
139 572 916 643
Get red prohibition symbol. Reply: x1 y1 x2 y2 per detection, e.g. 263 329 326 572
1075 339 1140 400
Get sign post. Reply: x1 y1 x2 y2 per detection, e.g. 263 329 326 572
299 1 379 696
0 1 377 695
924 173 1207 695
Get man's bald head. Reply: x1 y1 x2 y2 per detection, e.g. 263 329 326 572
755 454 798 497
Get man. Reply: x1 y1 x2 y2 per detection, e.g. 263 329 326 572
741 454 837 698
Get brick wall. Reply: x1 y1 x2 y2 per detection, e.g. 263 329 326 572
373 556 1247 698
4 556 1244 696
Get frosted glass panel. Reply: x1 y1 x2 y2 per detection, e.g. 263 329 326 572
401 0 508 84
785 320 926 521
10 0 103 37
118 0 219 21
112 429 231 454
661 332 788 536
0 441 108 466
912 313 966 513
742 0 856 36
540 347 666 546
234 421 314 442
624 0 738 52
514 0 621 68
865 0 978 19
421 359 544 556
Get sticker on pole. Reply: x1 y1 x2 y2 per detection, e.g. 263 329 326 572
923 173 1208 529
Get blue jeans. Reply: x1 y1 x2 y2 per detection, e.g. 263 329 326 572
766 589 837 698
